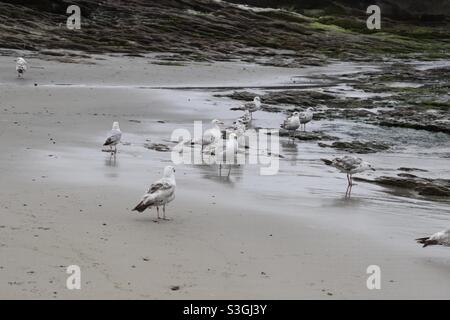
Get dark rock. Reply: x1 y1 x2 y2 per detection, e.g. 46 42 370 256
355 175 450 199
398 167 429 172
279 129 339 141
318 140 390 153
144 143 171 152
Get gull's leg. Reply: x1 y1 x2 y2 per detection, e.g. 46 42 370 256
219 163 222 176
157 206 160 219
227 165 231 177
349 174 353 186
346 173 351 186
163 205 166 220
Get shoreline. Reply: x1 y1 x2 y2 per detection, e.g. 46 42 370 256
1 54 449 299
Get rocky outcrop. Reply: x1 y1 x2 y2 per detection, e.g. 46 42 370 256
0 0 448 63
356 174 450 198
318 141 390 153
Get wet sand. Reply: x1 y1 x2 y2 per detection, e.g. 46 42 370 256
1 53 450 299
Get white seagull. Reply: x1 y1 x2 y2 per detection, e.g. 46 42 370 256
237 110 251 128
103 121 122 154
197 119 223 152
132 166 176 220
322 156 375 197
192 119 223 152
299 107 314 131
243 96 261 119
15 57 27 78
232 119 247 148
281 111 300 140
416 229 450 248
216 133 239 176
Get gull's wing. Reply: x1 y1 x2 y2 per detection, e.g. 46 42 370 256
332 156 363 172
148 180 173 194
104 129 122 146
133 179 175 212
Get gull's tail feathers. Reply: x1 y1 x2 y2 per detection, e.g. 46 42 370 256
103 138 114 146
132 201 152 213
416 237 438 248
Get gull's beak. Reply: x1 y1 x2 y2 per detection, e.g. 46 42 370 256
217 121 224 125
371 167 376 171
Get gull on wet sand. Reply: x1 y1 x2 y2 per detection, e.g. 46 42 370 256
103 121 122 154
192 119 223 152
243 96 261 119
322 156 375 197
132 166 176 220
281 111 300 140
15 57 27 78
416 229 450 248
216 133 239 176
236 110 251 128
299 107 314 131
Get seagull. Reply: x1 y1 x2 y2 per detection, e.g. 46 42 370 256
299 107 314 131
236 110 251 128
416 229 450 248
322 156 375 197
192 119 223 152
243 96 261 119
103 121 122 154
15 57 27 78
216 133 239 176
132 166 176 220
233 119 246 136
232 119 247 147
281 111 300 140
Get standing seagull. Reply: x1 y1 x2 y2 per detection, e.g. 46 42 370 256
243 96 261 119
216 133 239 176
299 107 314 131
281 111 300 141
416 229 450 248
192 119 223 152
322 156 375 197
132 166 176 220
236 110 251 128
103 121 122 154
15 57 27 78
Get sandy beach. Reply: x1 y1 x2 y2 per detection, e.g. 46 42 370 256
1 52 449 299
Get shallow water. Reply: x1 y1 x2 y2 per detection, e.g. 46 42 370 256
2 56 449 261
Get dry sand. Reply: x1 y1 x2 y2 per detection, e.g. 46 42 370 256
0 53 449 299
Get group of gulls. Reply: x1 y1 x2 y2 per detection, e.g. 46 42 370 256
16 57 448 249
281 107 314 139
101 97 448 250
